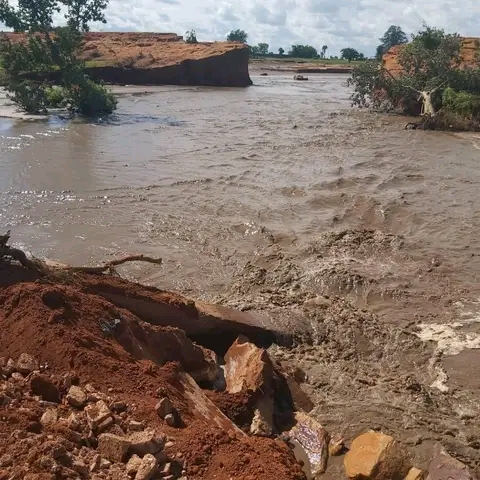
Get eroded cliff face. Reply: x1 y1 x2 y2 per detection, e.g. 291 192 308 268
4 32 253 87
382 37 480 76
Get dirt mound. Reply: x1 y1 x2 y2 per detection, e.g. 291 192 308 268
0 277 306 479
3 32 252 87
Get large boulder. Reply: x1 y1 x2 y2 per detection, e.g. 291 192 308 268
425 449 473 480
344 431 411 480
287 412 330 476
224 336 275 436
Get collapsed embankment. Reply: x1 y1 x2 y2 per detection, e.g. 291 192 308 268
0 235 478 479
3 32 252 87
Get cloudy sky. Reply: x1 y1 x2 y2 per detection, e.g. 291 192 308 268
100 0 480 56
2 0 479 56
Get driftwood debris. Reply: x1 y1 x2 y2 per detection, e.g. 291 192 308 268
0 231 162 277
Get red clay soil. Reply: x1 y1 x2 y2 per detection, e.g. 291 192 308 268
383 37 480 76
4 31 247 69
0 268 306 480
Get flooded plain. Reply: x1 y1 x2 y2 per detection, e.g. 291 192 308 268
1 74 480 474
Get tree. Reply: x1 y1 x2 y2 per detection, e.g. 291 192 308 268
376 25 408 60
257 43 269 55
278 47 284 56
0 0 116 116
249 45 259 57
227 29 248 43
185 30 198 44
289 44 318 59
340 48 360 63
321 45 328 59
348 24 480 130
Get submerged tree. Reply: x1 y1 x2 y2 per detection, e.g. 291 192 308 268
0 0 117 115
348 24 480 130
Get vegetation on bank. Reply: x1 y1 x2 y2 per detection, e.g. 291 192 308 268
220 28 368 61
0 0 117 116
348 24 480 131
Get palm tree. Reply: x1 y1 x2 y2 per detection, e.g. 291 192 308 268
321 45 328 59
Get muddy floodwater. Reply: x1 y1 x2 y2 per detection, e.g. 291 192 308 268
1 75 480 475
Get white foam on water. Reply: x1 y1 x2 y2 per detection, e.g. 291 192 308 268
415 299 480 391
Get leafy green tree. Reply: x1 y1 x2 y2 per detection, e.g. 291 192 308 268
321 45 328 58
340 47 360 63
0 0 116 116
289 44 318 59
348 24 480 130
376 25 408 60
227 29 248 43
278 47 284 56
249 45 259 57
257 43 269 55
185 30 198 44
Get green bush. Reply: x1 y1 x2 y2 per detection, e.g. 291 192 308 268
442 87 480 117
66 79 117 116
45 85 67 108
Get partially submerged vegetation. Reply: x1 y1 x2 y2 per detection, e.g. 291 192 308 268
0 0 117 116
348 24 480 131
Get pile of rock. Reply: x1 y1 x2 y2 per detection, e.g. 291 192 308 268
0 354 184 479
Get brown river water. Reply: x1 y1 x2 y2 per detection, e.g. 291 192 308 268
1 74 480 474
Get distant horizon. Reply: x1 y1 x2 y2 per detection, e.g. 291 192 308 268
1 0 479 58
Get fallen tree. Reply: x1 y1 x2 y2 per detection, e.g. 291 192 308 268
348 24 480 131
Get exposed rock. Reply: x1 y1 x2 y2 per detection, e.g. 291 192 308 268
273 361 314 414
97 416 114 433
4 358 16 376
288 412 330 476
40 408 58 427
250 396 274 436
11 372 24 382
85 400 112 429
111 401 127 413
129 421 144 432
16 353 39 374
99 458 112 469
97 433 131 463
81 275 306 353
66 385 87 408
67 412 82 431
126 454 142 476
134 454 157 480
344 431 411 480
173 369 246 435
328 433 345 456
72 459 89 477
129 429 165 456
154 397 173 418
425 449 473 480
405 467 424 480
224 336 275 435
164 414 176 427
90 454 101 473
30 375 60 403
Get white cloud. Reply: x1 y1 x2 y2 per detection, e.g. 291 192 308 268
3 0 480 56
